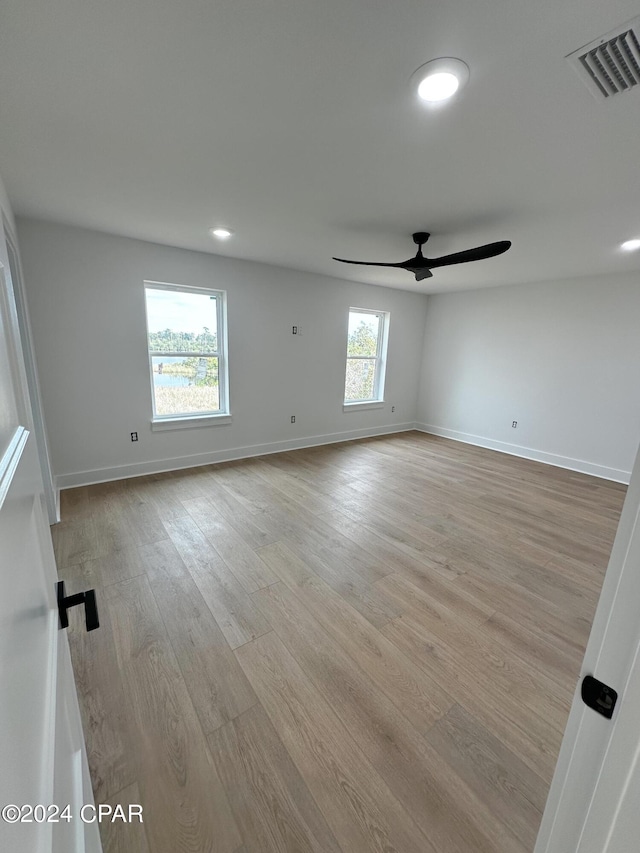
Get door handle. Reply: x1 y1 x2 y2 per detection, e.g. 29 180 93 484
581 674 617 719
56 580 100 632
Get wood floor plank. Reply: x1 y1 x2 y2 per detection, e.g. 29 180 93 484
257 541 450 734
252 582 526 853
210 465 281 513
152 573 257 734
316 504 480 597
57 555 100 592
479 610 582 692
152 468 210 500
182 493 277 550
380 615 562 781
209 703 343 853
59 485 92 519
263 501 393 585
137 538 192 583
83 543 150 588
375 574 571 733
100 782 150 853
508 559 598 621
163 515 225 572
85 479 127 506
276 536 399 629
542 554 605 596
257 505 399 627
127 475 192 520
235 631 433 853
88 487 167 552
425 703 547 850
481 493 616 567
201 517 278 593
251 458 338 515
105 575 241 853
51 516 98 567
189 560 272 650
117 497 169 548
324 500 467 580
67 595 136 804
254 450 355 490
455 569 591 659
331 485 450 540
375 568 495 627
166 513 277 593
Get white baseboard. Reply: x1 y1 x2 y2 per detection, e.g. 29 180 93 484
55 422 418 489
416 423 631 484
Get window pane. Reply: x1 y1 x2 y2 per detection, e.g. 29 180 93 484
151 356 219 415
347 312 380 357
345 358 376 401
146 288 218 353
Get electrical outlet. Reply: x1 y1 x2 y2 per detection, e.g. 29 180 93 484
131 431 139 442
290 415 296 423
292 326 297 335
512 421 518 428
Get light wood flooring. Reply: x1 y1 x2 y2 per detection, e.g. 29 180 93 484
53 431 627 853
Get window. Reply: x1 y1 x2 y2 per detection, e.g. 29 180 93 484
344 307 389 406
144 282 229 424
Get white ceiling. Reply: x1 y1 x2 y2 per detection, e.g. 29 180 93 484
1 0 640 293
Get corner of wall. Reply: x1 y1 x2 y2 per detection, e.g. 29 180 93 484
416 423 631 484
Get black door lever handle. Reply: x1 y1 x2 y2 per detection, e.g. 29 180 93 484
56 580 100 632
581 674 617 719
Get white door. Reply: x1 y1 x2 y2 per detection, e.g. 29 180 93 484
535 437 640 852
0 261 101 853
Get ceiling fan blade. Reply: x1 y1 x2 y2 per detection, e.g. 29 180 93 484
427 240 511 269
334 238 510 278
332 257 406 269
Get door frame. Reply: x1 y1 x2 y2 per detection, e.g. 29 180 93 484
2 216 57 522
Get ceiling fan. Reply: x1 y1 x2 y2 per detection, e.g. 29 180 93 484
333 232 511 281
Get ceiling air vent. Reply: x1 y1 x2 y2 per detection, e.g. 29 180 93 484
567 16 640 99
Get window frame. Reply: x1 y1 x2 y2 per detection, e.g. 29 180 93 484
143 280 230 428
343 306 389 409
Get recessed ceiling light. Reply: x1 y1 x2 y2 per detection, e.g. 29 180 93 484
411 57 470 103
418 72 459 101
621 238 640 251
210 227 233 239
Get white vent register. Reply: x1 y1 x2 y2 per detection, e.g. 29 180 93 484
567 16 640 98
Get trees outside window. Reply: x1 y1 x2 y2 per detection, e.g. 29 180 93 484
344 308 389 403
144 282 228 419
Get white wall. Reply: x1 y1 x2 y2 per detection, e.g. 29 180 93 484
17 216 640 487
17 218 428 486
417 274 640 482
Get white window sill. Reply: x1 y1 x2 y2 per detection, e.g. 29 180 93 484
343 401 385 412
151 413 232 431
